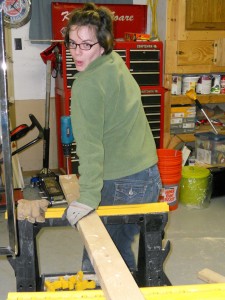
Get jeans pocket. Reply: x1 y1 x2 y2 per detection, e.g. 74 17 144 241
114 182 148 204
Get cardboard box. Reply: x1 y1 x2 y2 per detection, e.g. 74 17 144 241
124 32 150 41
170 127 195 134
170 105 196 134
171 117 196 125
171 106 196 118
195 132 225 165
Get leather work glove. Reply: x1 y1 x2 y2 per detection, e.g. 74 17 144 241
66 201 94 227
17 199 49 223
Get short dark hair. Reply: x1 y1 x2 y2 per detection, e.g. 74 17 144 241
64 2 114 54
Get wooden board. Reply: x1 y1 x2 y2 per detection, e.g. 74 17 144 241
59 174 80 205
198 268 225 283
59 175 144 300
214 39 225 66
78 212 144 300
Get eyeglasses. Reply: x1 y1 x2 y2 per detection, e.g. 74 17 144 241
65 40 99 50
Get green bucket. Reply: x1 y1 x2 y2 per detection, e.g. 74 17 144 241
179 166 212 208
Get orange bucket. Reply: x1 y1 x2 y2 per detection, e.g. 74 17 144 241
161 174 182 185
157 149 182 159
158 159 182 166
157 149 182 210
161 170 181 177
158 165 182 172
159 183 179 211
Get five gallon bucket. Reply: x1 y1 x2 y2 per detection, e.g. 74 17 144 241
157 149 182 210
179 166 212 208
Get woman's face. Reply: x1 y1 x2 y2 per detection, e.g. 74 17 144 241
69 25 104 72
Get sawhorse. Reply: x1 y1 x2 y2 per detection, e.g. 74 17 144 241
8 203 171 292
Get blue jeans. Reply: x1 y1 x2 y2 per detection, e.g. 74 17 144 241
82 164 162 272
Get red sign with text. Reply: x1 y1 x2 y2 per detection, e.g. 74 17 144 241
52 2 147 40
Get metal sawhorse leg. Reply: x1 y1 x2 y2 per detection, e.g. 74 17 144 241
7 203 171 292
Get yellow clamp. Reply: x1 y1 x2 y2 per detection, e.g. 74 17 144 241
44 271 96 292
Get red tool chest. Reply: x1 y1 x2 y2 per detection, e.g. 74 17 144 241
52 3 164 174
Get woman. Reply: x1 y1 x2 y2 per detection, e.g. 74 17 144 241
64 2 162 272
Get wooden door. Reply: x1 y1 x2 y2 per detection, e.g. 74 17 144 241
177 40 214 65
186 0 225 30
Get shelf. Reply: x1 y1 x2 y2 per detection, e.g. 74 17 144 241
171 94 225 105
170 126 225 144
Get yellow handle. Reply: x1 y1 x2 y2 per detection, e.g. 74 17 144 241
185 89 197 100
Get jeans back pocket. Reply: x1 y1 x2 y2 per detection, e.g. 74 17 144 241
114 181 148 204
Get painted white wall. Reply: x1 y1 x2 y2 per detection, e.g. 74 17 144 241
11 23 55 100
157 0 166 42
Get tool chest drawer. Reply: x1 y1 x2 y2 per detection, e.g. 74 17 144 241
130 49 160 61
132 72 160 86
65 50 77 89
143 104 161 115
115 49 126 61
140 88 164 149
114 41 163 87
130 61 160 72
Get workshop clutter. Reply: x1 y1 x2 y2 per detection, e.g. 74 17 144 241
179 166 212 209
170 103 225 135
124 32 151 41
157 149 182 210
171 74 225 95
170 105 196 134
195 132 225 165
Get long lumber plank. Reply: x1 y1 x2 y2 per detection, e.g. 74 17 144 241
59 175 144 300
78 211 144 300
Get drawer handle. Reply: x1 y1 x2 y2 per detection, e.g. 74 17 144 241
176 51 184 55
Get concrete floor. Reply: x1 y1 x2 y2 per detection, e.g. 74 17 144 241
1 182 225 299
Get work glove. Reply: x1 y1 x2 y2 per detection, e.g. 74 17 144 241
66 201 94 227
17 199 49 223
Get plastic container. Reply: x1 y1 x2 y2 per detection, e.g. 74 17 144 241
220 75 225 94
196 75 212 94
211 74 221 94
171 74 182 95
179 166 212 208
182 75 200 95
157 149 182 210
195 132 225 165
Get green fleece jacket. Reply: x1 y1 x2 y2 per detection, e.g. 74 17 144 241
70 51 158 209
